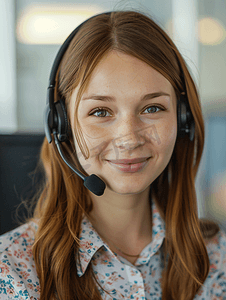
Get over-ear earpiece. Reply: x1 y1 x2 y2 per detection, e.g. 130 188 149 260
177 93 195 141
54 99 68 142
44 99 68 143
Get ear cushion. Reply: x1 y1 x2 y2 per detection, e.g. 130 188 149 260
54 99 68 142
177 94 195 141
177 97 186 138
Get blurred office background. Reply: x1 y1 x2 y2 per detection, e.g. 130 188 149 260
0 0 225 233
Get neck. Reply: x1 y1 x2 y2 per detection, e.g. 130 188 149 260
87 186 153 253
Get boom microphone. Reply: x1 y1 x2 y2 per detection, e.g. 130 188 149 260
53 131 106 196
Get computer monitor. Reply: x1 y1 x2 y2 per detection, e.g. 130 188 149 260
0 134 45 234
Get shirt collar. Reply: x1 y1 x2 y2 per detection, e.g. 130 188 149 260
76 198 165 277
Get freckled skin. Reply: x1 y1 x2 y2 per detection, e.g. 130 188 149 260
70 50 177 195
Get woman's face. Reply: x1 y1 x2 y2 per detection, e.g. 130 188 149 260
70 50 177 195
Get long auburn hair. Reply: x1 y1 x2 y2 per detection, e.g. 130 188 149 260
31 11 220 300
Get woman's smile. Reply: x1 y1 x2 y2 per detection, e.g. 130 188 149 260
106 157 151 173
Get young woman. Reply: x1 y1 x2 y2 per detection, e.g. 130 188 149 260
0 11 226 300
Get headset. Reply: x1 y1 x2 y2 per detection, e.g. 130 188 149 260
44 11 195 197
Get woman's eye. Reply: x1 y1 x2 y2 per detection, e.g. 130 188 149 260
143 105 164 114
89 108 112 117
89 105 164 117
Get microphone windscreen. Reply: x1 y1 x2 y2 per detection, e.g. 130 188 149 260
84 174 106 196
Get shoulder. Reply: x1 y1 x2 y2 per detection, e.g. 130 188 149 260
205 228 226 267
0 221 38 254
0 220 40 299
205 228 226 268
199 218 226 274
200 229 226 298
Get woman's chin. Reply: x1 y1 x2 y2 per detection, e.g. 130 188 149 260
106 182 150 195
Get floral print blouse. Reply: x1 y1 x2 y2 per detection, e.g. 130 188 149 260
0 199 226 299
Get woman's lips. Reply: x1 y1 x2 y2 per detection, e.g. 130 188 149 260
107 157 150 164
106 157 151 173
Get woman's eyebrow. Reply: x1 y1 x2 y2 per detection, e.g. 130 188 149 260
81 92 170 102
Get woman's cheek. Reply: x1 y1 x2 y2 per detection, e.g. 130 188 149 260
74 131 109 172
80 121 111 140
158 122 177 153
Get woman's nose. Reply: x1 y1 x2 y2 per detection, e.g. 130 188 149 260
112 118 146 151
